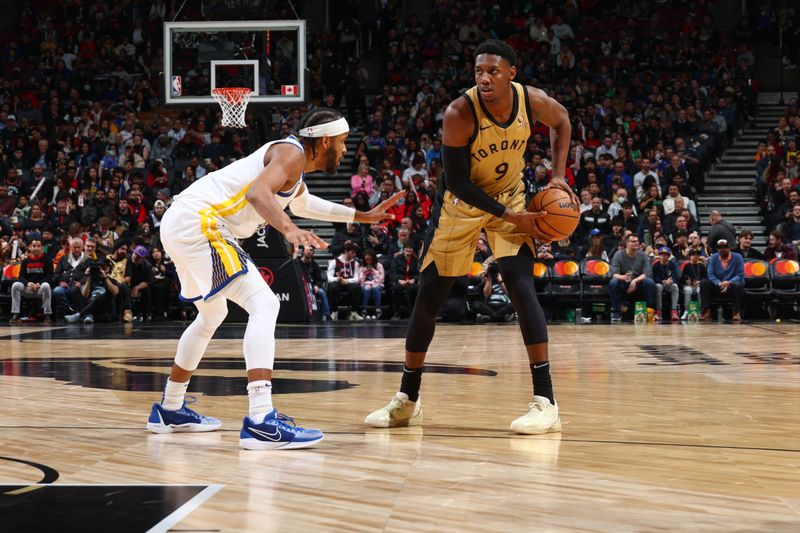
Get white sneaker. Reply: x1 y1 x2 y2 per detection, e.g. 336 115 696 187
365 392 422 428
83 314 94 324
510 396 561 435
349 311 363 321
65 312 81 323
331 311 338 320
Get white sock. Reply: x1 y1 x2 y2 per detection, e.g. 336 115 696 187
162 378 189 410
247 380 273 423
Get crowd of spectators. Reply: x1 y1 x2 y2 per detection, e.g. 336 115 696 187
1 1 798 323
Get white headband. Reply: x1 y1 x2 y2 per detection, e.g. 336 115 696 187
298 117 349 138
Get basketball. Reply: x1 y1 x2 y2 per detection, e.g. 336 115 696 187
527 188 581 242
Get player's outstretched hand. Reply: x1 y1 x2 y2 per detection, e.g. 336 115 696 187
285 228 328 249
547 176 579 204
357 191 405 223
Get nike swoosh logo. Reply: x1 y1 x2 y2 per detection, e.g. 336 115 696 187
248 426 284 441
479 125 493 130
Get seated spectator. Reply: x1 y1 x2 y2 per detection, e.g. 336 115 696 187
688 231 710 260
364 223 389 256
764 229 797 261
9 238 53 323
733 230 765 259
671 229 692 261
295 246 330 321
359 249 384 319
326 242 362 320
64 258 120 324
389 242 420 318
129 245 153 320
351 163 375 198
553 236 580 260
700 239 744 322
148 246 176 321
578 196 611 239
662 184 689 216
609 234 655 322
608 188 637 218
473 263 515 322
639 182 663 213
330 222 365 257
108 241 133 322
618 201 639 232
584 229 610 261
536 242 554 261
52 237 89 316
782 204 800 254
652 246 680 322
680 248 707 319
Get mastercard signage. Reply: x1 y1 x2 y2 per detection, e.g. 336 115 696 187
585 259 610 276
554 260 579 276
533 262 547 278
774 259 799 275
744 261 767 277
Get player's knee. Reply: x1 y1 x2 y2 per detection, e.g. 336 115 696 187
196 300 228 332
243 287 279 320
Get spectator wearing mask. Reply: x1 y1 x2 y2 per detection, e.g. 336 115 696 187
609 234 655 322
608 189 636 218
680 248 707 319
295 246 331 321
652 246 680 322
9 238 53 323
700 239 744 322
359 249 385 319
326 242 362 320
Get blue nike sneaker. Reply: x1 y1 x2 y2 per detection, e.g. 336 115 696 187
146 397 221 434
239 409 324 450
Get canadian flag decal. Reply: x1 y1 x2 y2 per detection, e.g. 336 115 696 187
281 85 299 96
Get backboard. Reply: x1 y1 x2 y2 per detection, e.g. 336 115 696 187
163 20 306 106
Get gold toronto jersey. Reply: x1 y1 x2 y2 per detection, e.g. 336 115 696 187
462 81 532 197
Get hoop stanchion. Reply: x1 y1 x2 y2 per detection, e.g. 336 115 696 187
211 87 252 128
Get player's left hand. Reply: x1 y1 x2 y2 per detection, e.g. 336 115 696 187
547 176 578 204
357 191 405 223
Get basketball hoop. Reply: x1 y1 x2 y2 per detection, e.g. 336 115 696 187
211 87 252 128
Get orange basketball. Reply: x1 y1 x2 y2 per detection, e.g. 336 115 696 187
527 188 581 242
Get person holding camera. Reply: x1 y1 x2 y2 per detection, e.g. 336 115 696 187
64 259 120 324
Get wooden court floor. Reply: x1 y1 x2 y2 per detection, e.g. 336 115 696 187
1 321 799 532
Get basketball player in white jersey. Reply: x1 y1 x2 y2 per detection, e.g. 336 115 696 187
147 108 402 449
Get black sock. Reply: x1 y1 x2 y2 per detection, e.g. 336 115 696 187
399 365 424 402
530 362 554 405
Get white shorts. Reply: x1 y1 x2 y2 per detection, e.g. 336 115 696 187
161 201 263 303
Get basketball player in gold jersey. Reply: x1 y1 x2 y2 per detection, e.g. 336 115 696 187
366 39 576 434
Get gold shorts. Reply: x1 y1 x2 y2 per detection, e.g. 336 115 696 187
420 184 533 277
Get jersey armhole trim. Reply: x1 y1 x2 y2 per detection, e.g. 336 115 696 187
462 93 479 145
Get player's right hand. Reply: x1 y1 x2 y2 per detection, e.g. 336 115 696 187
285 228 328 250
503 209 547 236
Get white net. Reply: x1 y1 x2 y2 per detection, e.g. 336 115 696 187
211 87 252 128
